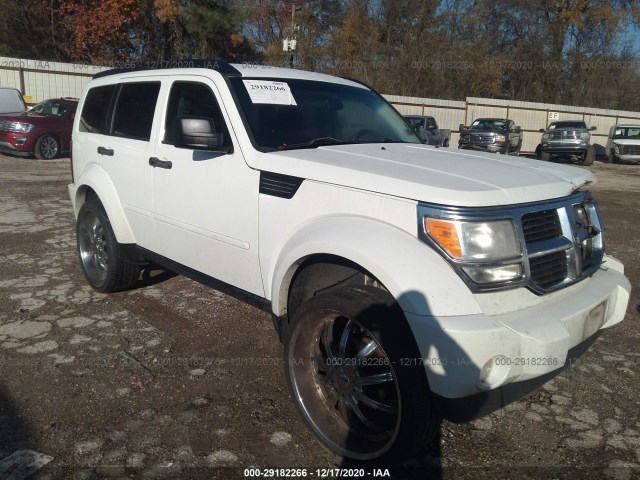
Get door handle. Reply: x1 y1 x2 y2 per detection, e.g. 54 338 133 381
148 157 173 169
97 146 114 156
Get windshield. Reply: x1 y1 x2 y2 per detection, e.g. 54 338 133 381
229 77 420 151
469 119 508 131
28 99 72 117
549 121 586 129
612 126 640 139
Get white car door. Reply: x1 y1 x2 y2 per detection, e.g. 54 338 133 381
150 75 264 296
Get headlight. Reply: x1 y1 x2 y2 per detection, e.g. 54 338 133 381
425 218 521 261
7 122 34 133
580 132 590 140
542 133 549 141
495 134 506 142
424 218 523 285
613 143 620 154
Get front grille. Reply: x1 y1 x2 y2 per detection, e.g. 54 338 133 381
529 251 567 289
0 120 12 132
621 145 639 155
522 209 561 242
472 134 494 144
549 130 579 140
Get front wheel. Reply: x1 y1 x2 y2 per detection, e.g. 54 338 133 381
76 199 140 292
581 145 595 166
34 134 59 160
284 286 439 463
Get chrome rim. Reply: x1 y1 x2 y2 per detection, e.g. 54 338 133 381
40 136 58 159
78 210 108 285
289 310 400 459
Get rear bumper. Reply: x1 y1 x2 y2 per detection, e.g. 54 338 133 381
405 255 630 399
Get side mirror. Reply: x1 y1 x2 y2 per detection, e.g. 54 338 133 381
539 128 545 133
174 116 230 153
514 126 521 133
459 123 465 132
589 126 597 131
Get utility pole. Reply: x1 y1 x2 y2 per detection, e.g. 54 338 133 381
283 3 301 68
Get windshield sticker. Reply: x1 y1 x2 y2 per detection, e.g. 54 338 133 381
243 80 297 105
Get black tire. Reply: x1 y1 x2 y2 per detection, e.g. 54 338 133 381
538 150 551 161
511 141 522 156
76 199 140 293
605 150 614 164
34 134 60 160
284 286 440 463
581 145 595 166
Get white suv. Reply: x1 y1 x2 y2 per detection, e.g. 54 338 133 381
69 61 631 462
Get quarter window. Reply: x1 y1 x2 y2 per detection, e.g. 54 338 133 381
79 85 116 134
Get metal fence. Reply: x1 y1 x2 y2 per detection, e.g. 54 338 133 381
0 56 104 105
2 55 640 155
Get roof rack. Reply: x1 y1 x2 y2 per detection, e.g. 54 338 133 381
92 59 240 79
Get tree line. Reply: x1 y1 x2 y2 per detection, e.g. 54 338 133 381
1 0 639 110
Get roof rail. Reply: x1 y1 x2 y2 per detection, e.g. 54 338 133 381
92 59 240 79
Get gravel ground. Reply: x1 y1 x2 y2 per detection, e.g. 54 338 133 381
0 154 638 480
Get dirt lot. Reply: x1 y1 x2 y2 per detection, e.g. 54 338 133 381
0 154 638 480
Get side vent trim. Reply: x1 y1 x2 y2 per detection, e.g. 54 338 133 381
259 172 304 199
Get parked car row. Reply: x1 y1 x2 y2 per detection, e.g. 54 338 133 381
404 112 639 165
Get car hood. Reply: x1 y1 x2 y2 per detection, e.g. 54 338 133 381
612 139 640 146
259 143 596 207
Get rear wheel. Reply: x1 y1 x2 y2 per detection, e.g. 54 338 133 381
581 145 595 166
76 199 140 292
284 286 439 463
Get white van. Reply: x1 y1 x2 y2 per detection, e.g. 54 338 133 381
0 87 26 114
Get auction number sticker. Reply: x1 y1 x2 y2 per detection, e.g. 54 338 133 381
243 80 297 105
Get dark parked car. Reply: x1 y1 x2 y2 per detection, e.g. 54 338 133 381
459 118 522 155
0 98 77 159
404 115 451 147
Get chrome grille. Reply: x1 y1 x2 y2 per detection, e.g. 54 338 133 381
0 120 12 132
471 134 494 144
522 209 562 242
549 130 579 140
529 251 568 289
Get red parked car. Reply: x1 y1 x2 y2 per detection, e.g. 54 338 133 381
0 98 77 159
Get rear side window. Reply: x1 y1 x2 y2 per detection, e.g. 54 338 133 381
79 85 116 134
112 83 161 141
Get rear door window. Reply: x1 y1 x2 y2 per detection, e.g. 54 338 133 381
112 83 161 141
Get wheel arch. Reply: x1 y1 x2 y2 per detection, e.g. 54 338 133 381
71 164 136 244
268 216 481 320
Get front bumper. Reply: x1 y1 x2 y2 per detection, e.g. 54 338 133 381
541 140 588 156
0 132 33 157
616 154 640 164
458 141 508 154
405 255 631 399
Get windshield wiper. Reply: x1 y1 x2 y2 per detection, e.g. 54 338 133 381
277 137 351 151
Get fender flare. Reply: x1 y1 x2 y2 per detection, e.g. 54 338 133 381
268 216 482 318
70 163 136 244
